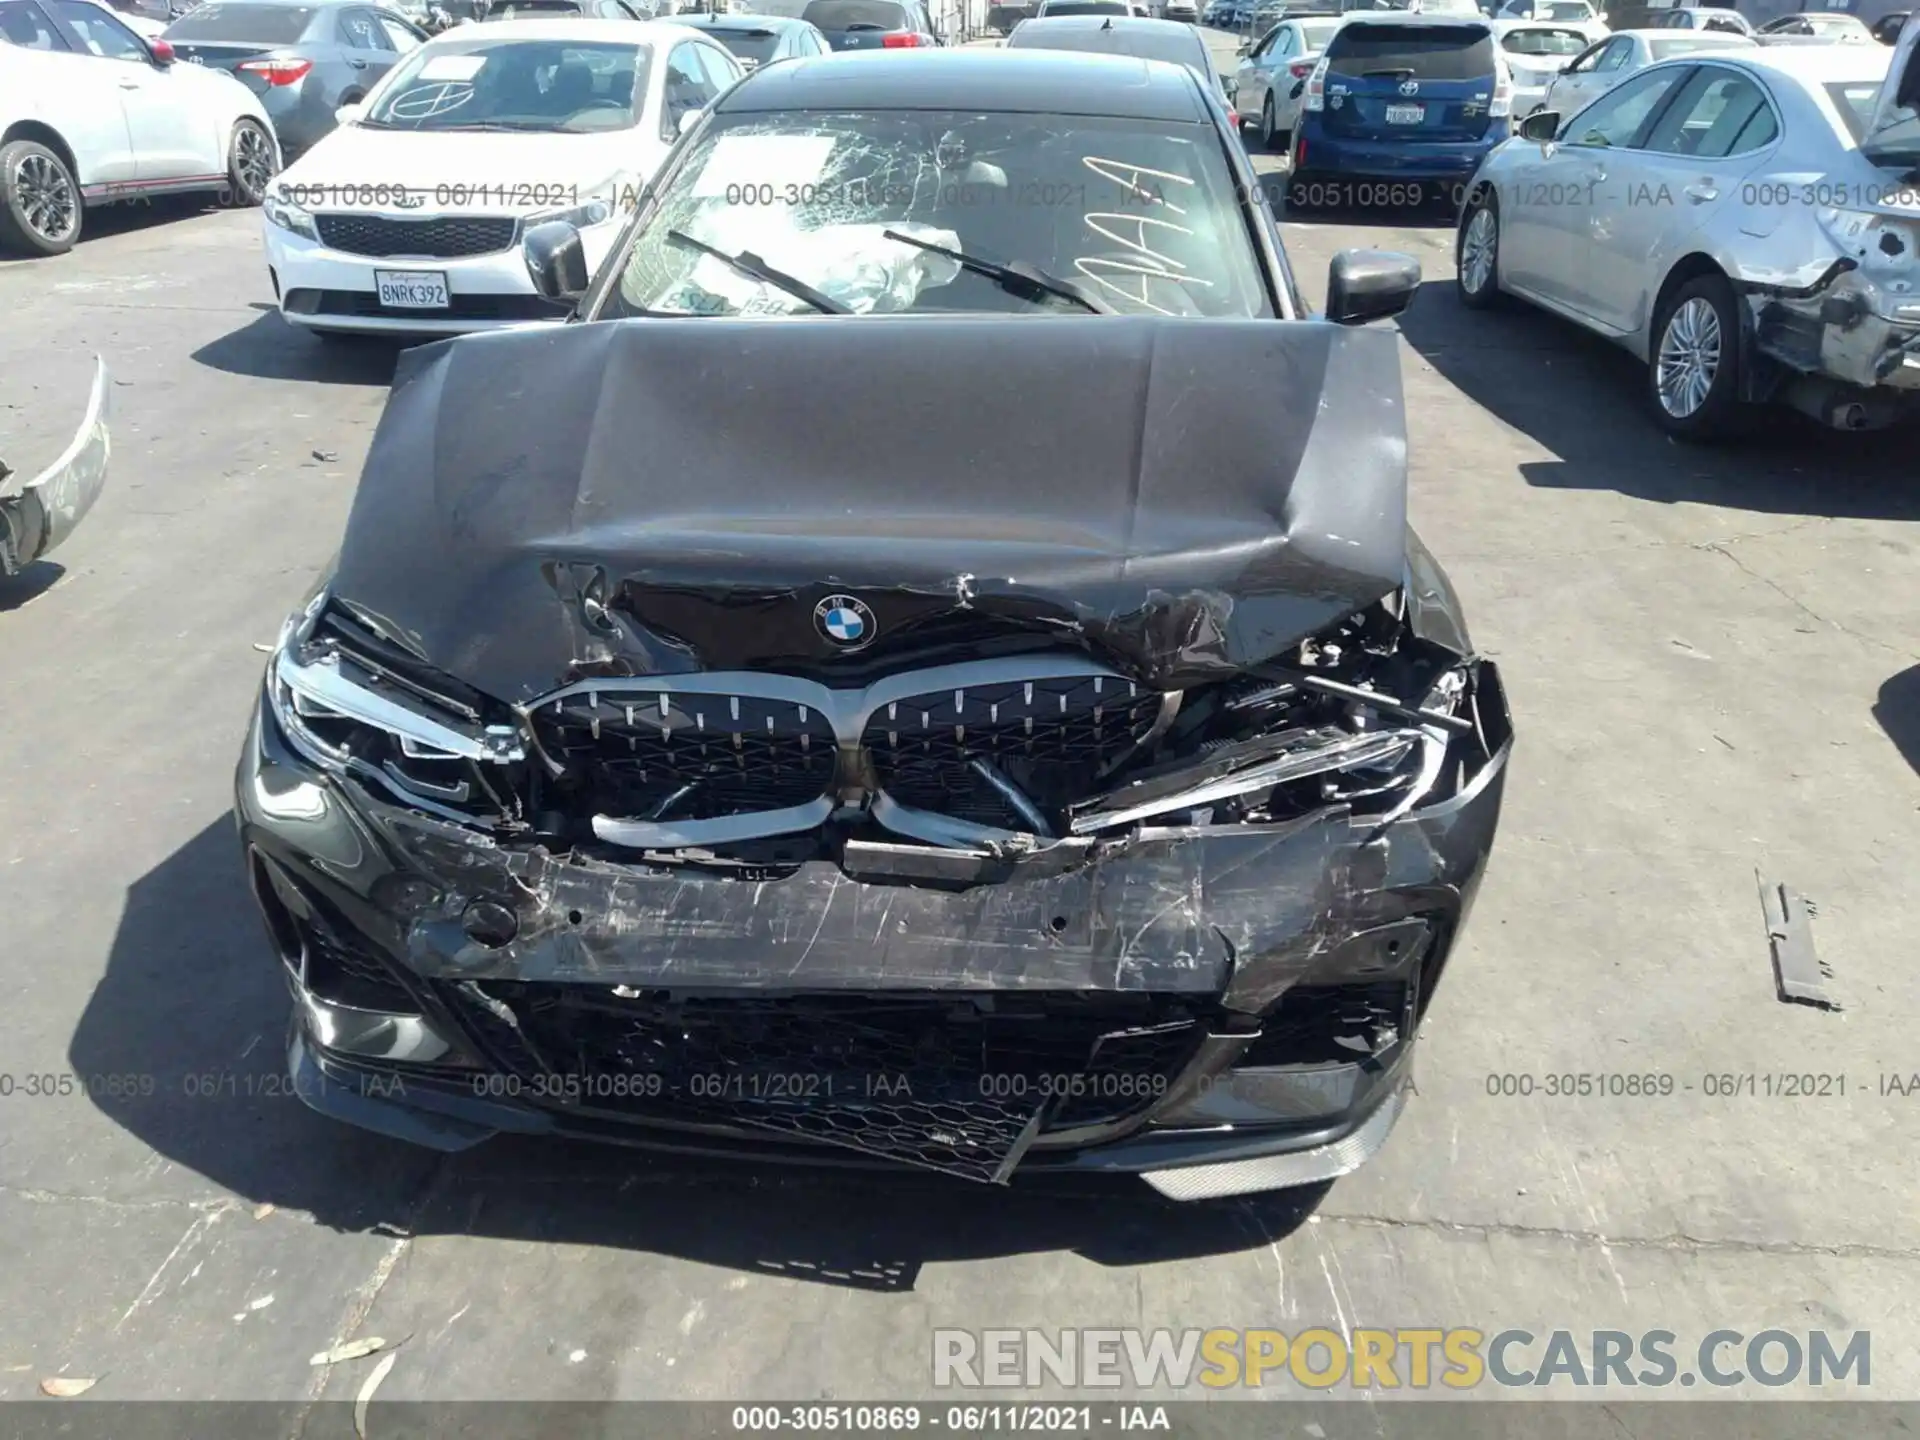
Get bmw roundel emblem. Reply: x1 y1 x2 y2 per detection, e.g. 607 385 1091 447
814 594 876 650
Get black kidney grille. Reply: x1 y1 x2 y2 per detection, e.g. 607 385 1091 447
315 214 518 258
864 675 1161 823
536 688 838 819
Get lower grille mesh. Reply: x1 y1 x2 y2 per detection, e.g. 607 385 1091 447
441 987 1204 1181
314 213 517 258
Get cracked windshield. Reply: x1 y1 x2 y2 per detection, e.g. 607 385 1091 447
605 111 1273 317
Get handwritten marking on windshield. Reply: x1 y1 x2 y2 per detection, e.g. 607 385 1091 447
1081 155 1194 217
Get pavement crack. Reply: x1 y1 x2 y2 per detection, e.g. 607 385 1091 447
1698 540 1915 659
0 1181 236 1213
287 1157 453 1432
1315 1210 1920 1262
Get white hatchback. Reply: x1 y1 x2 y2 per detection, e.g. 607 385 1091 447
261 17 742 338
0 0 279 256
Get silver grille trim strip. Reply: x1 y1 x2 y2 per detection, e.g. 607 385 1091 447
592 797 837 850
531 655 1135 750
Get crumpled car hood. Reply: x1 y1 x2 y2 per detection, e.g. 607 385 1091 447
328 314 1410 704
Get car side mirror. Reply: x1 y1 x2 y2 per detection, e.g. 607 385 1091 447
147 36 175 63
677 106 704 135
1235 38 1250 51
1518 108 1558 140
335 100 366 124
1222 73 1238 98
1325 248 1420 325
524 220 590 302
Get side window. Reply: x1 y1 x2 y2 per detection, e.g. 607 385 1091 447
374 11 423 47
1642 64 1776 155
1593 35 1632 70
45 0 146 56
1564 64 1687 145
338 8 383 45
0 0 73 47
693 39 737 89
660 42 719 139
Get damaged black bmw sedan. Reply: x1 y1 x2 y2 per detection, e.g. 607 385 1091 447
236 48 1512 1200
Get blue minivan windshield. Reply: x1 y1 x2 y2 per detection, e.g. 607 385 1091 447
1324 21 1495 78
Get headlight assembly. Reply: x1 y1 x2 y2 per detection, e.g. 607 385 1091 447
266 596 523 823
263 189 318 240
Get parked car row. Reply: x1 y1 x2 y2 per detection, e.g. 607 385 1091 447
0 0 894 255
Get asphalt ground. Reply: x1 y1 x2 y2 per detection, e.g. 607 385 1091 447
1 29 1917 1417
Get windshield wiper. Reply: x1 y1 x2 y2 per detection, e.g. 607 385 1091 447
439 121 556 132
663 230 851 315
880 229 1115 314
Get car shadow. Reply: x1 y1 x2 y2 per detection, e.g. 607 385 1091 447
0 560 66 612
191 311 407 387
0 198 219 272
1394 278 1920 521
1872 664 1920 780
71 814 1328 1289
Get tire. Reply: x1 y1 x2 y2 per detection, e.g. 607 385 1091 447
0 140 82 257
224 118 277 208
1259 94 1286 152
1647 272 1744 441
1455 190 1504 310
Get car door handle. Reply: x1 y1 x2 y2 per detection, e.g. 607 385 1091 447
1684 182 1717 202
349 56 368 67
118 77 143 88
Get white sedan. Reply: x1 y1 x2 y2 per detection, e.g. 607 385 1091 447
1755 11 1877 46
1232 12 1343 148
1493 19 1607 116
262 18 743 339
0 0 278 255
1456 40 1920 439
1542 26 1756 118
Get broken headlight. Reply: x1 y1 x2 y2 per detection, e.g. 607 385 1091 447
266 592 524 824
1067 599 1474 834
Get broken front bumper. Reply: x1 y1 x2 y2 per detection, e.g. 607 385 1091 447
236 660 1511 1199
0 357 110 577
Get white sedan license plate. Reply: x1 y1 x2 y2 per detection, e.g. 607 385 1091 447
375 270 450 309
1385 103 1426 124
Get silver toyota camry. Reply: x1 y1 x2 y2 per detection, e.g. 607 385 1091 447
1453 27 1920 441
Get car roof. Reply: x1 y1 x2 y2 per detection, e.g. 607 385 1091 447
1015 12 1195 29
1717 39 1892 81
667 10 811 25
1332 11 1490 27
714 46 1211 118
1615 25 1745 37
435 15 694 38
